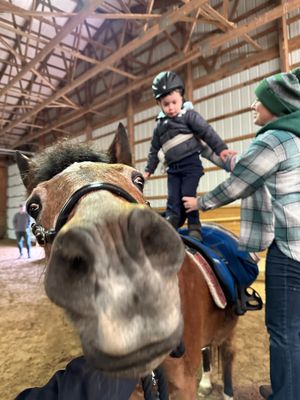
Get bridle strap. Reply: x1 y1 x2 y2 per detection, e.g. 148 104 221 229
31 182 144 246
55 182 139 232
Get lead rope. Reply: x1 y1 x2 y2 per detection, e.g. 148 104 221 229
141 373 154 399
153 367 169 400
141 367 169 400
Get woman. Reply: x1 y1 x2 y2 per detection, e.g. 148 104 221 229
183 68 300 400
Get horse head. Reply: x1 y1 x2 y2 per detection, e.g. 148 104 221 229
16 123 185 378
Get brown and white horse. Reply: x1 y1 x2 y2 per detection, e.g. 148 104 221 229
16 124 238 400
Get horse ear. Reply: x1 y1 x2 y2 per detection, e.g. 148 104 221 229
16 151 35 190
108 123 133 166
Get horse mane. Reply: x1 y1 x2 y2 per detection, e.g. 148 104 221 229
30 140 110 186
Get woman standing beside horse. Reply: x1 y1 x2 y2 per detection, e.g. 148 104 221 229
183 68 300 400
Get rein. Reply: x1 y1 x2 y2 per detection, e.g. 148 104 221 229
31 182 144 246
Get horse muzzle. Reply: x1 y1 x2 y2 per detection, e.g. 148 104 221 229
44 206 185 374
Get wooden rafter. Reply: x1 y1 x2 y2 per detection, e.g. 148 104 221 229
13 0 300 148
0 0 107 99
183 8 203 53
200 4 263 51
207 0 300 49
2 0 209 142
0 0 299 150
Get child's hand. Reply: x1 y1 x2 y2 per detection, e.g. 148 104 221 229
219 149 237 161
182 196 199 212
143 171 151 180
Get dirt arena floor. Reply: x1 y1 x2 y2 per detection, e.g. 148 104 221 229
0 239 269 400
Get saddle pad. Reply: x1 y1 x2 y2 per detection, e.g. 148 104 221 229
180 232 237 301
187 250 227 309
179 224 260 301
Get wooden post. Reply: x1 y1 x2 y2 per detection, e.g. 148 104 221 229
278 0 289 72
85 116 93 142
127 92 135 165
185 63 193 102
0 160 8 239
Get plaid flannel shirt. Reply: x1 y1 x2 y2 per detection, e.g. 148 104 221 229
198 128 300 261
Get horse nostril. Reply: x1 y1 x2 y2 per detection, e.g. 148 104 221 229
133 293 140 305
127 208 185 274
68 255 89 278
45 228 96 309
48 227 95 282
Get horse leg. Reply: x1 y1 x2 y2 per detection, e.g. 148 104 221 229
220 336 235 400
198 346 213 397
163 357 198 400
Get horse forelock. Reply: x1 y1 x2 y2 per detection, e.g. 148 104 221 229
31 141 110 186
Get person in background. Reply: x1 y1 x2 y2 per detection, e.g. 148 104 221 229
143 70 236 240
13 203 31 258
183 67 300 400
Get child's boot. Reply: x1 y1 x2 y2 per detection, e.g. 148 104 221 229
188 223 203 241
165 214 180 229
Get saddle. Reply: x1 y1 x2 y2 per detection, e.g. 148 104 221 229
179 224 263 316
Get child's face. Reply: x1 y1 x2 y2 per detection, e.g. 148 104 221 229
159 90 183 118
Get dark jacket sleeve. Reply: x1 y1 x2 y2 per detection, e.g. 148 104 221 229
187 110 228 155
13 213 17 230
144 125 161 174
26 215 31 229
15 357 138 400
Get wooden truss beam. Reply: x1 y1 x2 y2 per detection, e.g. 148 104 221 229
13 0 300 147
278 0 290 72
200 4 263 51
5 0 209 143
206 0 300 49
0 0 106 99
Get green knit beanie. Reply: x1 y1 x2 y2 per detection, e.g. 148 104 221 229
255 67 300 116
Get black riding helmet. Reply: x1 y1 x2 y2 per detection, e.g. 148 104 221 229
152 71 185 100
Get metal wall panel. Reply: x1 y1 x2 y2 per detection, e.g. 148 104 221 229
289 11 300 38
291 49 300 66
134 106 157 124
69 134 87 144
92 119 127 150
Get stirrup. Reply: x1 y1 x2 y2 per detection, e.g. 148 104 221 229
234 286 263 316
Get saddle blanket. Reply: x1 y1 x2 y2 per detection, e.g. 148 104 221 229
179 224 260 303
187 250 227 309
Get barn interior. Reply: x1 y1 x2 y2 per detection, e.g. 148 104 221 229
0 0 299 399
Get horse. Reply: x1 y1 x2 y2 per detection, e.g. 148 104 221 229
16 123 238 400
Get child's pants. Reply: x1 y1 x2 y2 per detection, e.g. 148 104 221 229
166 153 203 227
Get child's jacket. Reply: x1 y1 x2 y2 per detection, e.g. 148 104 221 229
145 102 228 174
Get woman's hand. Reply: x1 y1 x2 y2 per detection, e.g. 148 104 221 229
182 196 199 212
143 171 151 180
219 148 237 161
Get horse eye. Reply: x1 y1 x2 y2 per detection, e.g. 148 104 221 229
133 175 144 191
27 202 40 218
